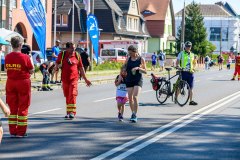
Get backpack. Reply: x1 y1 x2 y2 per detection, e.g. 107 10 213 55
159 54 164 61
204 57 209 62
60 51 81 65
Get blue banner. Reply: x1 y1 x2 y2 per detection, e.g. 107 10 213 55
87 14 99 63
22 0 46 61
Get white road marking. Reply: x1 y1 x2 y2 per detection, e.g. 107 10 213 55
111 91 240 160
29 108 62 116
94 90 153 102
91 91 240 160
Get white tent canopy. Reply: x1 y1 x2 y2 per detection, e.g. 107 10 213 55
0 28 24 41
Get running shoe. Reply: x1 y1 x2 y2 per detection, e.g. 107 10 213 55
118 113 123 121
69 113 75 119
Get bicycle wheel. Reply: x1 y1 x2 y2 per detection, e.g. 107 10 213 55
175 80 190 106
156 82 169 104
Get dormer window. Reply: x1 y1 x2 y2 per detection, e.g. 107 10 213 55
57 14 68 27
142 10 155 15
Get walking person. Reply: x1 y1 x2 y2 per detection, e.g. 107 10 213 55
0 98 10 143
158 50 166 72
226 55 231 70
51 40 61 83
151 52 157 70
80 48 91 72
231 53 240 80
55 42 91 119
176 41 198 105
115 65 128 121
5 36 34 137
125 45 147 123
204 55 210 70
217 54 224 70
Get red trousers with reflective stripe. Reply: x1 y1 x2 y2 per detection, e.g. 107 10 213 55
233 66 240 79
6 79 31 136
62 78 78 115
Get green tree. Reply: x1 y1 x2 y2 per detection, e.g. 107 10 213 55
176 2 210 56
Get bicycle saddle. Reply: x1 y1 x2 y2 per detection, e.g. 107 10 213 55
165 67 172 71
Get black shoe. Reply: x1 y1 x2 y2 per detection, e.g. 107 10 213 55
42 87 50 91
47 86 53 90
189 101 198 105
55 81 61 83
64 114 70 119
231 78 235 81
50 81 56 84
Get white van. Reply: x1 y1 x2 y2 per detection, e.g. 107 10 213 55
100 48 128 62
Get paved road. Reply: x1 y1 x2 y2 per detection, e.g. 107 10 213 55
0 68 239 160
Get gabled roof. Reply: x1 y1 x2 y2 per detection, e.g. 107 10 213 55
139 0 170 20
175 4 232 17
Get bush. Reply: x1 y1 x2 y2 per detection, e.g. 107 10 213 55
93 61 123 71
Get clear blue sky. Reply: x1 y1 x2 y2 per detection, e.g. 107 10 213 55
172 0 240 14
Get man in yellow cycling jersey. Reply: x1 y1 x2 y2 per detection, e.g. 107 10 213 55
176 41 198 105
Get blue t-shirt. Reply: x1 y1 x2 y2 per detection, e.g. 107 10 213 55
52 46 60 61
152 54 157 62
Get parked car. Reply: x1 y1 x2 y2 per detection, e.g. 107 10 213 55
31 51 44 66
100 48 128 62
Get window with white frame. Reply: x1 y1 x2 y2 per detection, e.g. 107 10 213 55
57 14 68 26
132 0 135 8
127 17 138 31
62 15 68 26
10 0 17 8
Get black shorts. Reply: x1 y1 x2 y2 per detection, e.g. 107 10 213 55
0 118 2 127
126 80 143 88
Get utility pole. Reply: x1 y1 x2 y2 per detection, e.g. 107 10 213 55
180 0 185 51
72 0 75 42
53 0 57 46
89 0 94 71
6 0 10 29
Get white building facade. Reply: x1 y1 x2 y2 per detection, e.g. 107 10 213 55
175 4 240 54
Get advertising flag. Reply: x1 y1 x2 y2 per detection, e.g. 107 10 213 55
87 14 99 63
22 0 46 61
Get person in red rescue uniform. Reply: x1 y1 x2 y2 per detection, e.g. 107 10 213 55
231 52 240 80
55 42 91 119
5 36 34 137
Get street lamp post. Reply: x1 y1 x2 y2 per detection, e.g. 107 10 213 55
53 0 57 46
53 1 65 46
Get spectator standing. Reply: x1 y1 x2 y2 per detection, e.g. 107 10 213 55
217 54 224 70
51 40 61 83
0 98 10 143
151 52 157 70
80 48 91 72
227 56 231 70
125 45 147 123
231 53 240 80
55 42 91 119
5 36 34 138
158 50 166 72
176 41 198 105
21 38 31 55
204 55 210 70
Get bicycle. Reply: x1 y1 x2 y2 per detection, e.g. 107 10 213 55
150 67 190 106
